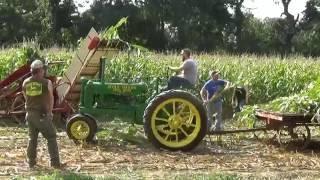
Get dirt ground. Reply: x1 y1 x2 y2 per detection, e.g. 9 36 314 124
0 121 320 180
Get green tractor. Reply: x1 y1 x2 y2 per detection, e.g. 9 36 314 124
66 57 207 151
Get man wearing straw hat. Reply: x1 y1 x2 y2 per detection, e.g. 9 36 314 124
200 70 230 132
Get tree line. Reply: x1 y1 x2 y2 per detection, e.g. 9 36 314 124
1 0 320 57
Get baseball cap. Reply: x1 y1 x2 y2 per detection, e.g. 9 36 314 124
30 59 44 70
180 48 191 56
209 70 220 76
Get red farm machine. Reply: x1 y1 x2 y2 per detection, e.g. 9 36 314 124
0 28 117 125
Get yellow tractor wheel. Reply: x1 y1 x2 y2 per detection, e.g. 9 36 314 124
66 114 97 144
144 90 207 151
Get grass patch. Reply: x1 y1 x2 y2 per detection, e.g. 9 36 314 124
11 171 94 180
0 127 28 137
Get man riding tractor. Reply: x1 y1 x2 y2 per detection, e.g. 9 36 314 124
164 48 197 91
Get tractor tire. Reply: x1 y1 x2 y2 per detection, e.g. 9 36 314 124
144 90 207 151
66 114 97 143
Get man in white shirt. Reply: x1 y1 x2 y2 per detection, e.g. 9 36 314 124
166 48 198 90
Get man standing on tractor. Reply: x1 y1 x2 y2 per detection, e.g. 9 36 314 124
200 70 230 132
165 48 198 90
22 60 61 169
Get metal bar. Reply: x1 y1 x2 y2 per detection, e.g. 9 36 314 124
208 127 268 135
295 123 320 126
99 58 105 83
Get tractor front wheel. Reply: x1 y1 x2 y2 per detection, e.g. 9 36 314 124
66 114 97 144
144 90 207 151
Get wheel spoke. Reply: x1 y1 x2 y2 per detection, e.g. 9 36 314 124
156 124 170 134
173 100 176 115
14 104 24 110
164 129 175 141
165 133 170 141
162 107 171 117
183 123 196 127
177 103 186 115
179 127 189 137
175 129 179 142
181 108 193 122
155 117 169 122
188 113 195 124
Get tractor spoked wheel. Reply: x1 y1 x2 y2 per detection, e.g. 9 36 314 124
66 114 97 144
144 90 207 151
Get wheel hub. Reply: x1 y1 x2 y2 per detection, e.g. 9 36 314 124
70 120 90 140
168 115 182 129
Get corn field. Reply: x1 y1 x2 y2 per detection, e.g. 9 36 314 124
1 47 320 107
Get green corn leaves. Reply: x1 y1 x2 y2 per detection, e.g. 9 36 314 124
1 48 320 115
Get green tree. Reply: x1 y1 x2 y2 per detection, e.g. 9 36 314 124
294 0 320 56
0 0 41 45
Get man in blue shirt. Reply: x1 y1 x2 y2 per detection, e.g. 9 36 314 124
200 70 229 132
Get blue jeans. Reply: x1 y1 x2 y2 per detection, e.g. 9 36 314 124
234 99 246 113
206 101 223 131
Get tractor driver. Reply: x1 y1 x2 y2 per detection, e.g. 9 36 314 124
22 60 61 169
165 48 198 90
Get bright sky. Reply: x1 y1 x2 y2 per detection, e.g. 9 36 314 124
74 0 308 19
243 0 307 19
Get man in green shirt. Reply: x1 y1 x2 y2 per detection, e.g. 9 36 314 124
22 60 61 169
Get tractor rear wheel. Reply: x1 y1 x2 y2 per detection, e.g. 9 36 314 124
144 90 207 151
66 114 97 144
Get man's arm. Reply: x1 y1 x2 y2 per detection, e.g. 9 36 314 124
200 87 208 102
48 80 54 115
169 64 183 73
208 80 230 102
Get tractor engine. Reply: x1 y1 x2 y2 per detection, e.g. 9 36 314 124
79 78 148 123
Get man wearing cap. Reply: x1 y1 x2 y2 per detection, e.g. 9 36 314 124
166 48 197 90
22 60 61 168
200 70 229 132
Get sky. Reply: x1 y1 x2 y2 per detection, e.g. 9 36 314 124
74 0 308 19
243 0 307 19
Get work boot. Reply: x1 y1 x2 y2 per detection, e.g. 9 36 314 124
51 162 66 169
28 160 36 169
51 163 61 169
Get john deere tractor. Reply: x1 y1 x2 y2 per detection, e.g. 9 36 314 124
66 57 207 151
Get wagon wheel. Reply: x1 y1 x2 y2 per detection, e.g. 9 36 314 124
277 125 311 149
0 98 9 112
290 125 311 149
277 126 291 146
252 118 277 143
10 95 26 124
